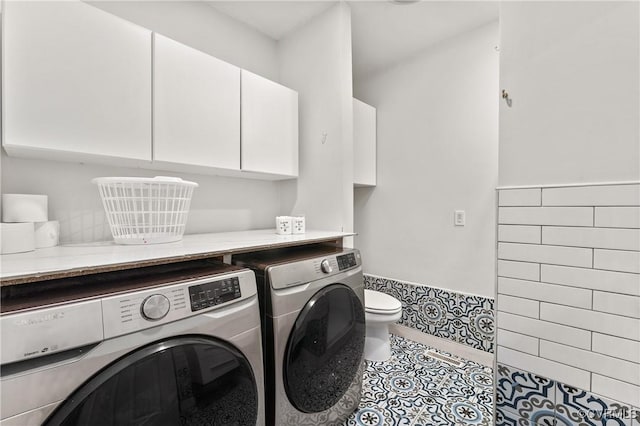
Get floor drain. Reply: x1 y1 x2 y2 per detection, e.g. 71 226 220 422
424 350 463 367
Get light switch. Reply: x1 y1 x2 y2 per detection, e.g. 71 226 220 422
454 210 465 226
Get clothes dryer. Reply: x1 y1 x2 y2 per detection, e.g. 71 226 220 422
234 247 365 426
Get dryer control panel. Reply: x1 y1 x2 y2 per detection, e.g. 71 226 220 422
337 253 357 271
189 277 241 311
266 249 362 290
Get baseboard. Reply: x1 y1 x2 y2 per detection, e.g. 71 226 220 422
390 324 494 368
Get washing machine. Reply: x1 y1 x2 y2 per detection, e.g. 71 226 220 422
234 246 365 426
0 260 264 426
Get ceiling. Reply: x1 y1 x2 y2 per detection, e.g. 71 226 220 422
208 1 499 77
209 1 337 40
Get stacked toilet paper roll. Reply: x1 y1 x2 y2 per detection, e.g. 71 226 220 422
1 194 59 254
2 194 48 223
35 220 60 248
0 223 35 254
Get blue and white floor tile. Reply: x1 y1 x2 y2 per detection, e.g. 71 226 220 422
344 335 494 426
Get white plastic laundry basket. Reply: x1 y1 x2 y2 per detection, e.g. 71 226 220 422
92 176 198 245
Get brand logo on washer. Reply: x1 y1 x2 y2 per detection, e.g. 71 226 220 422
14 312 65 326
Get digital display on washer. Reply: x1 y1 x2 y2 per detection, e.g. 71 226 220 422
336 253 357 271
188 277 241 311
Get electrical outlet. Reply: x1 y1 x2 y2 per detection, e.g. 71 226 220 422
454 210 465 226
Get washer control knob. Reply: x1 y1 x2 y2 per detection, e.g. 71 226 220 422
141 294 170 321
320 259 332 274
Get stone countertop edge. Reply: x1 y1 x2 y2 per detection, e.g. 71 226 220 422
0 229 356 286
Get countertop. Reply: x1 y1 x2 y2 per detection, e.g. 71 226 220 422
0 229 353 286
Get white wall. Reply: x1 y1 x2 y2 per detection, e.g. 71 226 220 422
499 2 640 187
278 3 354 239
1 155 281 243
353 22 499 298
1 1 283 243
495 1 640 412
88 1 279 81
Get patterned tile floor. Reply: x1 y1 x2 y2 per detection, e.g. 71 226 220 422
343 335 494 426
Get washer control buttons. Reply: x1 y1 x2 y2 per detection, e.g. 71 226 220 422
188 277 241 312
141 294 171 321
320 259 333 274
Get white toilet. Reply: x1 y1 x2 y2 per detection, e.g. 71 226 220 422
364 289 402 362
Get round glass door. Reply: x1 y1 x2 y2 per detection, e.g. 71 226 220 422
284 284 365 413
44 336 258 426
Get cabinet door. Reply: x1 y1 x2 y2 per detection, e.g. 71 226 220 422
353 99 377 186
241 70 298 177
2 1 152 162
153 34 240 170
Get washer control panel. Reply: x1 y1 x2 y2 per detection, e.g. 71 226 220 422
188 277 241 311
101 269 255 340
337 252 357 271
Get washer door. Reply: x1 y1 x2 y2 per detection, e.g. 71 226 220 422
284 284 365 413
44 336 258 426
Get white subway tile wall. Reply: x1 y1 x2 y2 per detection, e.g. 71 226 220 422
541 264 640 295
591 333 640 364
497 311 592 349
498 206 594 226
497 294 540 318
542 184 640 206
496 183 640 410
497 346 592 390
595 207 640 228
498 225 541 244
496 329 539 355
591 374 640 408
541 226 640 251
498 188 541 207
594 249 640 273
498 277 592 309
497 260 540 281
592 291 640 318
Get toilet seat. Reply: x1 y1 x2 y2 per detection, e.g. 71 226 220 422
365 289 402 314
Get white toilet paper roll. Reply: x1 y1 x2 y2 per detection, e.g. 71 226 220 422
35 220 60 248
0 223 35 254
2 194 48 222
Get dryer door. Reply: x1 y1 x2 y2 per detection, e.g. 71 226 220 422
284 283 365 413
44 336 258 426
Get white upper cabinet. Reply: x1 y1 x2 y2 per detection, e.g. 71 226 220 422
153 34 240 171
353 98 377 186
2 1 152 163
241 70 299 177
